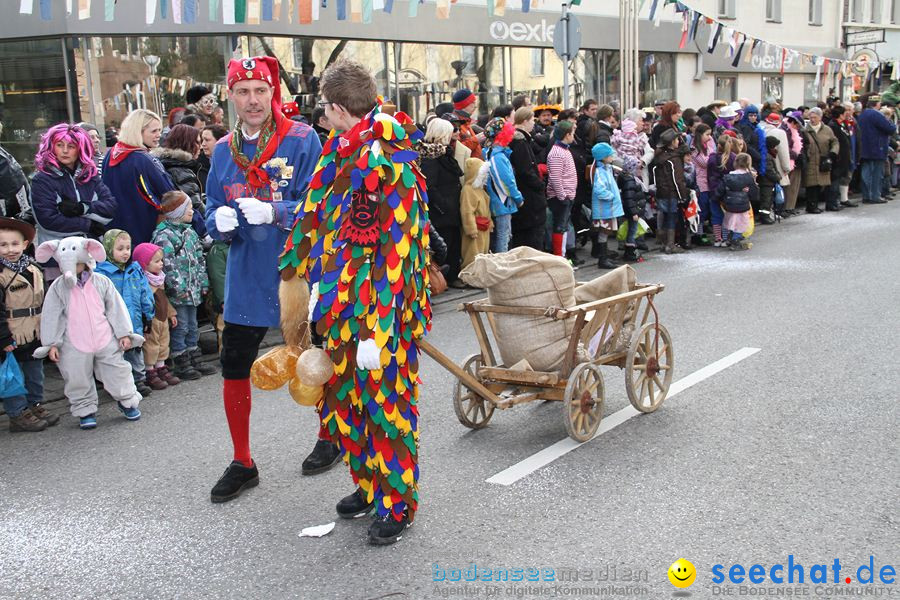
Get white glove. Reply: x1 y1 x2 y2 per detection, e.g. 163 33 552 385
356 338 382 371
215 206 239 233
236 197 275 225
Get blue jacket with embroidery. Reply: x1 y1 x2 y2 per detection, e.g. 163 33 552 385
204 122 322 328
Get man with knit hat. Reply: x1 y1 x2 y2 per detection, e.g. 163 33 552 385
204 56 324 503
452 89 483 159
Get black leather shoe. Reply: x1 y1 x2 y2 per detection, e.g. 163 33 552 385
210 460 259 503
368 510 411 545
596 256 618 269
336 488 374 519
841 201 859 208
806 207 823 214
189 349 218 376
302 440 342 476
825 205 843 212
862 198 887 204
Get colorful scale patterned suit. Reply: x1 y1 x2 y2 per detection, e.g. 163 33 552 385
280 105 432 522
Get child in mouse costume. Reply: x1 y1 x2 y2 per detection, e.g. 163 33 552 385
279 60 432 546
33 236 144 429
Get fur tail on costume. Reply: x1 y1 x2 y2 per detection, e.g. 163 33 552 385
279 275 311 349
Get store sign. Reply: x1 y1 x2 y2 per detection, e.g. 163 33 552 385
489 19 556 44
751 52 796 71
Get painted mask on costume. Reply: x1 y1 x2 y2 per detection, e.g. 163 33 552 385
339 189 380 247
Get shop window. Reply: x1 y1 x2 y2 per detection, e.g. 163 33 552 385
804 75 822 105
850 0 864 22
639 52 674 107
766 0 782 23
531 48 545 76
809 0 823 25
460 47 477 75
762 75 783 103
718 0 736 19
715 75 737 103
893 0 900 22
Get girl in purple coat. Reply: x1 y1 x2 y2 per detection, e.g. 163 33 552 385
706 134 737 247
31 124 118 279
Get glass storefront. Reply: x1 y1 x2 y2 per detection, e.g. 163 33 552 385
0 34 677 174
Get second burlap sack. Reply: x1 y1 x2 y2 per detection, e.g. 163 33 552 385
460 247 576 372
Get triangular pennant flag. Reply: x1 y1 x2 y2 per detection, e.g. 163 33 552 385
522 0 529 12
707 22 722 54
39 0 51 18
313 0 321 20
222 0 235 23
172 0 182 23
19 0 34 15
362 0 373 22
298 0 311 22
648 0 659 22
210 0 219 20
688 10 701 42
436 0 449 18
780 48 786 75
146 0 157 23
678 11 688 49
160 0 167 18
373 0 383 9
262 0 273 19
235 0 246 22
350 0 361 22
383 0 392 12
731 35 745 67
248 0 261 23
407 0 417 16
66 0 73 14
814 57 822 89
104 0 114 19
78 0 90 19
486 0 494 16
495 0 506 16
745 38 758 63
184 0 196 22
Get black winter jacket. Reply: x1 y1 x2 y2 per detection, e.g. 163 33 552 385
152 147 204 212
508 130 548 230
717 171 758 213
827 119 853 179
617 172 647 218
420 145 463 230
737 122 763 169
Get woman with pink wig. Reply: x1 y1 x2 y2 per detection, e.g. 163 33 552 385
31 124 118 261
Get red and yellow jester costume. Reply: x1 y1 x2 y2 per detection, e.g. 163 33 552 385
279 104 432 523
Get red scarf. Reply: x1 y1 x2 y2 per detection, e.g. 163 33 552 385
108 142 144 167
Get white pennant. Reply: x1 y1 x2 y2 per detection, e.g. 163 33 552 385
146 0 157 23
19 0 33 14
66 0 73 14
222 0 235 24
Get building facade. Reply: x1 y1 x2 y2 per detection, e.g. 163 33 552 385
0 0 841 173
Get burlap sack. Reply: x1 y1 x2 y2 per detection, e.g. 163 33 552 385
460 247 576 372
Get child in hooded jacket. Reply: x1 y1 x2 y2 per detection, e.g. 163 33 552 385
617 156 649 262
133 243 178 387
716 152 758 251
96 229 160 395
590 143 625 269
459 157 492 270
152 191 215 381
484 118 523 253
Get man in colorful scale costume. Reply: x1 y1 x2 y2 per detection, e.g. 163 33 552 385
279 61 432 545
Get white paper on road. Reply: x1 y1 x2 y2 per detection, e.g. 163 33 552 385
486 346 761 486
298 522 335 538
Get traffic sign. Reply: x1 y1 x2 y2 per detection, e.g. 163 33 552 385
553 13 581 60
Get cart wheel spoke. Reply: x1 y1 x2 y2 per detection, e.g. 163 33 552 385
453 355 494 429
563 363 604 442
651 373 665 392
626 322 673 414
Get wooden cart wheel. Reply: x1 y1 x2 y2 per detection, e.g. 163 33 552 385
562 363 605 442
453 354 495 429
625 322 674 413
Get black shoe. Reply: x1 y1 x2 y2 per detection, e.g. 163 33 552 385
759 212 776 224
806 207 823 214
863 198 887 204
336 488 374 519
189 349 218 376
590 244 603 258
841 201 859 208
173 353 201 380
368 510 411 545
825 205 843 212
776 210 790 219
210 460 259 503
136 382 153 397
302 440 342 476
596 256 618 269
622 247 641 262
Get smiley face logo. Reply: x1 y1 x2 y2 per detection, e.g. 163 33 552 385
668 559 696 588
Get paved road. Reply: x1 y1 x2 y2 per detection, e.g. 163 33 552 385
1 202 898 600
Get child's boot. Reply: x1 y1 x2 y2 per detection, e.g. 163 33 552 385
173 353 201 381
596 246 618 269
157 365 181 386
145 368 168 390
623 246 641 262
189 348 218 376
29 404 59 427
664 229 685 254
8 409 48 433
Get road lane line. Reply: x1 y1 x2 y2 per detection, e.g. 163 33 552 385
485 346 762 486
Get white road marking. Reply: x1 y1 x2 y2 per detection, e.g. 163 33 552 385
485 347 762 486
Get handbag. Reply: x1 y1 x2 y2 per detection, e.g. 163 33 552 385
427 261 447 296
0 353 28 398
475 216 491 232
819 155 833 172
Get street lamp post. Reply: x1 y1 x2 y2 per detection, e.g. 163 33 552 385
143 54 162 116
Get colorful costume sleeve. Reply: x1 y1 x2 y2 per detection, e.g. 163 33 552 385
280 106 432 522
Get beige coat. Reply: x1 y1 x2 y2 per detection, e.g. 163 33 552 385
142 284 176 366
803 123 839 187
459 158 492 270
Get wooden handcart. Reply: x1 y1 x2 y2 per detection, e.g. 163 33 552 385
420 283 673 442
